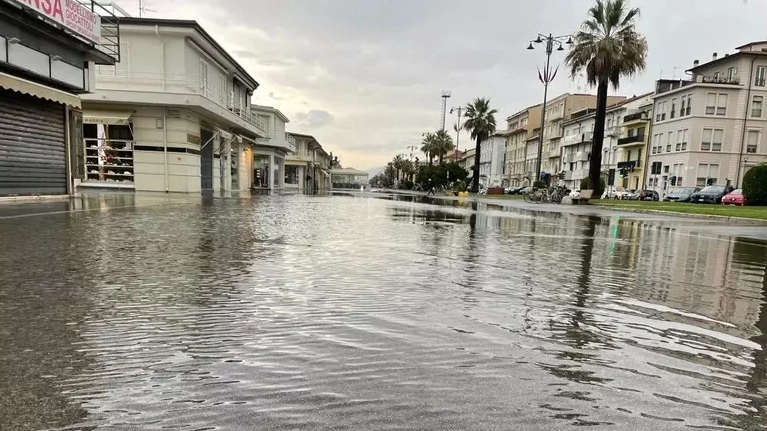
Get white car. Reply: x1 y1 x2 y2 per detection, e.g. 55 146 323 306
569 189 581 198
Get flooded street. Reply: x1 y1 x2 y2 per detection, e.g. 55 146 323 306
1 192 766 430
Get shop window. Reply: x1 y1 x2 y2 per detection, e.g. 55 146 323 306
83 123 134 184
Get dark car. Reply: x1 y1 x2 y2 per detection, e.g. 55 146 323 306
690 185 730 204
632 190 659 201
505 186 524 195
664 187 700 202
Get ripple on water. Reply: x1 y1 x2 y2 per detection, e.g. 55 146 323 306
0 194 765 430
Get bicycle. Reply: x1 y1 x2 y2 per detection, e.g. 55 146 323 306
524 188 547 204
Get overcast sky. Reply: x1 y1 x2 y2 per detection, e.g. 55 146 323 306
123 0 767 171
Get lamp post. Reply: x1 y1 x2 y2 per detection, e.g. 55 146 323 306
449 106 463 152
527 33 572 185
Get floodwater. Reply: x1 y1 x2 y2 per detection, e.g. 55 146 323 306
1 192 766 430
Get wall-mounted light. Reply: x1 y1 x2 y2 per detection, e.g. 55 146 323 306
8 37 20 45
51 55 62 62
155 118 164 129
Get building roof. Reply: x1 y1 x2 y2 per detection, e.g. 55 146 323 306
117 17 259 89
505 103 542 121
561 92 652 126
252 104 290 122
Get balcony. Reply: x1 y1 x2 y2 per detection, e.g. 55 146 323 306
623 111 649 124
563 132 594 147
617 160 639 170
574 151 590 162
91 69 268 137
699 75 741 85
549 146 561 158
617 134 645 146
548 109 564 121
257 131 297 153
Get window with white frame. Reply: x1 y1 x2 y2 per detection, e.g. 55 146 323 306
728 67 737 81
666 132 673 152
701 128 724 151
675 130 682 151
696 164 719 187
670 98 677 119
752 95 763 118
679 96 686 117
685 94 692 115
198 59 209 97
681 129 688 150
705 93 727 116
755 66 766 87
672 163 685 185
747 130 760 154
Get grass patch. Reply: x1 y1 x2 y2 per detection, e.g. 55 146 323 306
482 194 526 200
592 199 767 220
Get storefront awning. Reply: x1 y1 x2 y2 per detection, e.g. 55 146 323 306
83 110 134 125
0 72 81 108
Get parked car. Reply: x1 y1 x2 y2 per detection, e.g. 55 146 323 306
638 190 660 201
569 189 581 198
505 186 524 195
722 188 746 206
518 186 533 195
664 187 700 202
690 185 730 204
615 189 637 200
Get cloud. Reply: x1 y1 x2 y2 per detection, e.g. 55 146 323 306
293 110 335 129
128 0 767 170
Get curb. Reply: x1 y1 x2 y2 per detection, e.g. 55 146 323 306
590 204 767 225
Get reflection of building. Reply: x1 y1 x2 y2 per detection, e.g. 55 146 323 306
648 43 767 190
0 0 120 196
79 18 293 194
330 168 369 190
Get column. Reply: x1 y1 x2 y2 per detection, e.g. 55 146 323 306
269 154 275 191
278 158 285 190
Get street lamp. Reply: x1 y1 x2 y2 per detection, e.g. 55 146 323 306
449 106 463 153
527 32 573 185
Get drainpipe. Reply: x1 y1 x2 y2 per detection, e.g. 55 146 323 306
642 106 654 188
64 106 73 196
155 25 166 91
163 107 168 192
735 55 757 188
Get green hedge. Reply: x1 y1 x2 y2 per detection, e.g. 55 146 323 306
743 163 767 205
580 177 606 193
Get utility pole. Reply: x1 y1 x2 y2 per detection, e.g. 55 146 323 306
449 106 463 152
440 91 451 132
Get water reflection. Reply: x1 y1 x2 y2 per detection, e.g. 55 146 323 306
1 194 767 430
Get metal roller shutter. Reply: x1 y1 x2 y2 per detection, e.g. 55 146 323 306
0 88 67 196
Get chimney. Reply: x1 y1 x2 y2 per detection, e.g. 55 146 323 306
713 52 718 61
693 59 700 67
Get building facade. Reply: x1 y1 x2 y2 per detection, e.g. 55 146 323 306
285 133 332 194
79 18 293 195
616 101 653 190
504 104 541 187
647 43 767 191
479 133 506 187
0 0 120 196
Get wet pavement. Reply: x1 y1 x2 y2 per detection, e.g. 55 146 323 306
1 191 766 430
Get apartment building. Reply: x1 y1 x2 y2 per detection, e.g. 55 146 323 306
79 18 294 194
503 104 542 186
479 133 506 187
647 42 767 190
541 93 626 181
616 100 653 190
0 0 120 196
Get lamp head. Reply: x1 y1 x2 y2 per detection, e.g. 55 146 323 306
557 44 565 51
566 36 574 45
534 35 543 43
527 42 534 50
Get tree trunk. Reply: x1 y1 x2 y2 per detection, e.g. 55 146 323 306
439 153 444 165
428 153 433 166
471 136 481 193
589 77 609 196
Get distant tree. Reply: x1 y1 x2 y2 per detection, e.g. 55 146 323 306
432 129 455 165
421 133 436 166
565 0 648 196
463 98 497 193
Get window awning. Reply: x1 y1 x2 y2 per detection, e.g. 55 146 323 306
83 110 134 125
0 72 81 108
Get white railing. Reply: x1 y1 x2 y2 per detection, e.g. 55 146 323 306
94 68 267 135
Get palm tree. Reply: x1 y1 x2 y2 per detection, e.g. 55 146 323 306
420 133 436 166
463 98 497 193
432 130 455 165
565 0 648 196
392 154 406 181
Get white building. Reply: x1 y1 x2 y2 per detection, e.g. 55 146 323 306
560 93 653 190
78 17 294 194
479 133 506 187
648 43 767 190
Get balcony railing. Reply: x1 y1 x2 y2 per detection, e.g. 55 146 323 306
94 69 268 135
617 134 645 146
623 111 649 123
563 131 594 147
